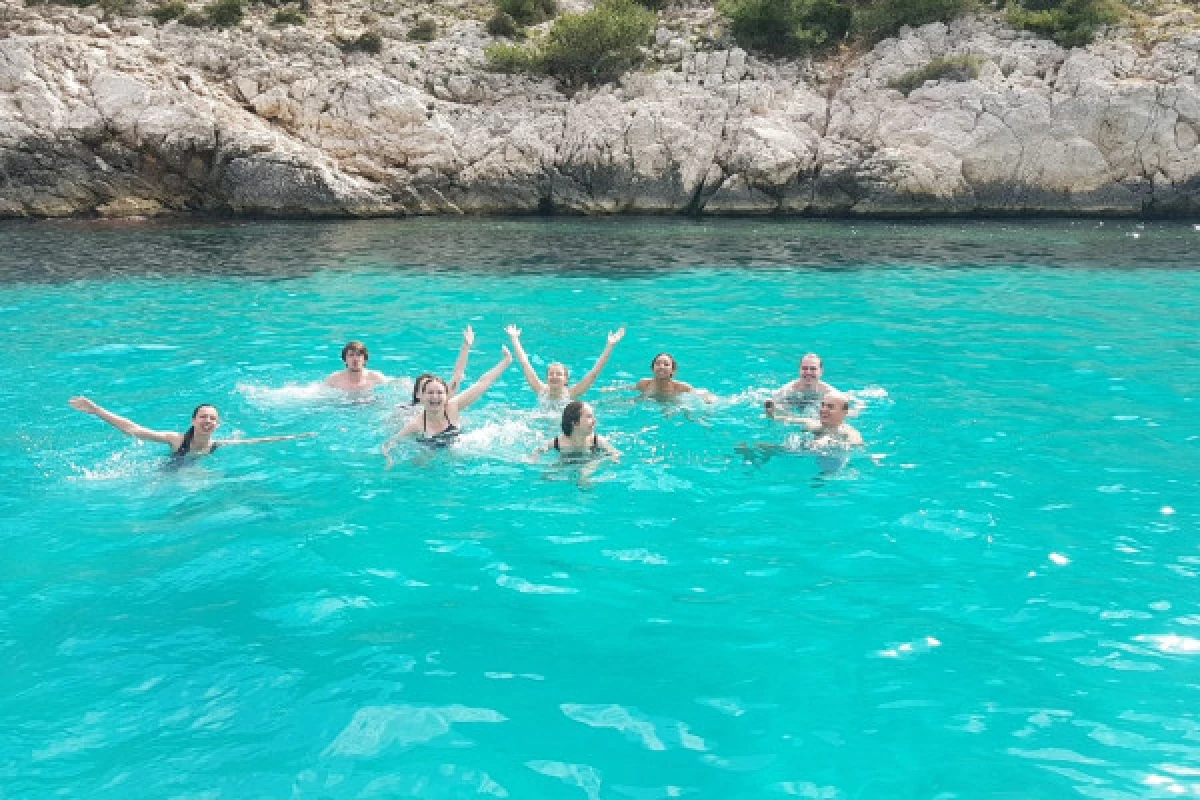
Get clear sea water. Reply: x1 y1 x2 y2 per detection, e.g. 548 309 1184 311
1 218 1198 799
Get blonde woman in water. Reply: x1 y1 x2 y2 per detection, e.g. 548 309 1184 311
505 325 625 406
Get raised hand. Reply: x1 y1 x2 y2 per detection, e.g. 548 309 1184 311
463 324 475 347
501 344 513 364
608 327 626 346
504 324 521 339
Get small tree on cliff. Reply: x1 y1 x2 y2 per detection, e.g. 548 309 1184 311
485 0 656 88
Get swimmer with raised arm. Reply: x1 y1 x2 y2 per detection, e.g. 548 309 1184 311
618 352 715 403
382 346 513 466
326 327 474 393
68 396 315 458
770 352 858 415
505 325 625 404
532 401 620 461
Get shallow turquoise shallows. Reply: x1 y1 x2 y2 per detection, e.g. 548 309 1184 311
2 218 1199 799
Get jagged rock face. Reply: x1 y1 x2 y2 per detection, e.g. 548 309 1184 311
2 8 1200 217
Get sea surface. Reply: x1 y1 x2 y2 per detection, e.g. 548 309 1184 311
1 217 1198 799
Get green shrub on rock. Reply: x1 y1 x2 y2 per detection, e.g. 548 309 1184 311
408 16 436 40
486 41 537 70
339 30 384 52
1007 0 1119 47
495 0 557 25
539 0 656 86
856 0 972 41
271 6 304 24
150 0 187 21
887 54 980 94
487 10 522 36
205 0 243 27
718 0 852 56
180 8 207 24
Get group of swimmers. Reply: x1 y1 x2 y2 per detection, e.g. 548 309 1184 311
68 327 864 465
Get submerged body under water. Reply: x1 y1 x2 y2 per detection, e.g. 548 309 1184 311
1 218 1198 799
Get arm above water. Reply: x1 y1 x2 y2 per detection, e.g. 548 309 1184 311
448 325 474 395
452 346 513 412
216 432 317 447
69 396 182 449
504 325 545 395
595 434 621 461
570 327 625 400
765 403 819 431
382 418 422 467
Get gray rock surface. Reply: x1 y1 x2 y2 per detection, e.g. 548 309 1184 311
2 4 1200 217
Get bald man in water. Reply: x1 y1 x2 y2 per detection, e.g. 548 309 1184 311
766 390 863 446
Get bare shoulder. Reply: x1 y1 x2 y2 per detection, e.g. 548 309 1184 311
634 378 653 390
674 380 696 393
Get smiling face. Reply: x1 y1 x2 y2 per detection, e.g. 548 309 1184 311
546 362 569 389
652 354 676 380
819 394 848 427
192 404 220 435
799 354 823 389
420 378 448 410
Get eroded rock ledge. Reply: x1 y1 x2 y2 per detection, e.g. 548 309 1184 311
2 2 1200 217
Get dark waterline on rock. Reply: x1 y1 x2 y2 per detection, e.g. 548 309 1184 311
2 216 1199 284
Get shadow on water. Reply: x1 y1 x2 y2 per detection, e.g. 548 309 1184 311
2 217 1200 283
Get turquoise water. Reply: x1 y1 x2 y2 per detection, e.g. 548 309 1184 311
2 218 1199 799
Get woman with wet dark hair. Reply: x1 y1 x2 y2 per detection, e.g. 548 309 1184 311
68 396 314 458
533 401 619 460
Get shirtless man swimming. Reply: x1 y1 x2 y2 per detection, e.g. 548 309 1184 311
766 390 863 447
325 341 387 392
769 353 859 416
325 327 474 393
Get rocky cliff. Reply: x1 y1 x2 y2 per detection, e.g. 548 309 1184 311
2 0 1199 217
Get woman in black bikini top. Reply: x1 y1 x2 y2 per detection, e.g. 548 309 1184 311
382 345 514 466
68 396 315 459
535 401 620 460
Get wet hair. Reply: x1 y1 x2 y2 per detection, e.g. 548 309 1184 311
802 353 823 369
180 404 219 453
547 362 570 382
561 401 586 436
192 403 218 420
341 341 368 363
651 352 677 372
412 372 436 404
420 376 449 398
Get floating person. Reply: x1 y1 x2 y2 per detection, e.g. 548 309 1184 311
614 352 715 402
769 352 857 414
505 325 626 406
326 326 474 393
532 401 620 461
382 346 513 465
68 396 316 459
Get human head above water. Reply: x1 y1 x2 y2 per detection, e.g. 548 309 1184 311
561 401 596 436
800 353 823 383
419 376 449 407
189 403 220 434
651 352 677 378
546 362 570 388
412 372 436 404
819 391 850 425
341 341 369 365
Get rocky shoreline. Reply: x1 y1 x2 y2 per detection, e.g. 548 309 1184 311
2 0 1199 218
